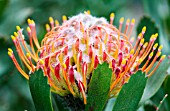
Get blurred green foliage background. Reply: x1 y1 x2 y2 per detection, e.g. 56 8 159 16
0 0 170 111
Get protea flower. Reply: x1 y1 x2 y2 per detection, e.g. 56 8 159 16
8 11 165 104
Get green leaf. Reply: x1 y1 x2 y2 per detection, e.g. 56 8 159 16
0 40 13 77
85 62 112 111
142 0 160 23
0 5 32 35
29 70 53 111
163 75 170 109
139 57 169 105
150 87 169 111
164 75 170 93
0 48 13 76
112 71 147 111
86 0 127 17
144 104 156 111
0 0 8 16
137 16 159 43
104 98 116 111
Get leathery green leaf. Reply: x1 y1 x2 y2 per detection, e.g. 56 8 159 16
140 57 169 105
112 71 147 111
85 62 112 111
29 70 53 111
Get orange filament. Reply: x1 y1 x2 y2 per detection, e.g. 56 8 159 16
8 51 29 80
148 55 166 77
128 18 135 37
144 52 161 74
133 33 143 51
17 32 38 62
27 26 36 56
28 20 41 49
124 19 130 34
119 17 124 32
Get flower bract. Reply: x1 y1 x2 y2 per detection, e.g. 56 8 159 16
8 11 166 104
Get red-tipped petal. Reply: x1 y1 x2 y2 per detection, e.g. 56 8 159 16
108 42 112 53
94 36 99 49
40 50 45 58
64 45 68 55
83 30 87 43
69 67 74 84
78 80 85 92
120 40 124 50
47 67 51 78
82 62 87 76
45 57 49 68
78 50 82 63
122 65 126 72
97 26 101 30
98 27 102 38
103 50 107 61
118 52 123 66
65 56 70 72
55 50 61 57
112 59 116 71
75 38 79 51
88 45 93 58
61 38 65 46
54 63 60 80
115 67 121 78
94 55 99 69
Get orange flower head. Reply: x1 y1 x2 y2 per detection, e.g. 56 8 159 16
8 11 165 104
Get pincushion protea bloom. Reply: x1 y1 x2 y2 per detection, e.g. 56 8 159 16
8 11 166 104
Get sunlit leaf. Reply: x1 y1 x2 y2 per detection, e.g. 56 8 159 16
85 62 112 111
112 71 147 111
139 58 169 105
163 75 170 110
104 98 116 111
150 87 169 111
29 70 53 111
